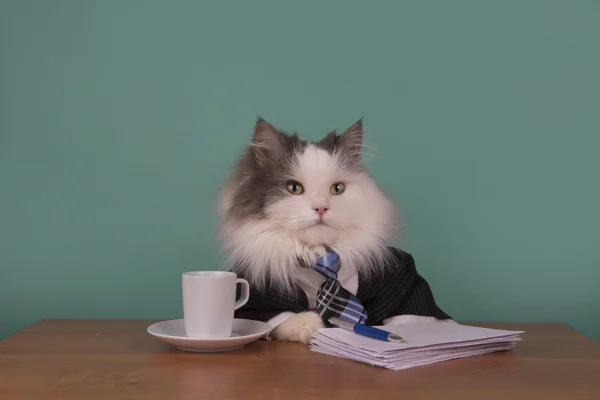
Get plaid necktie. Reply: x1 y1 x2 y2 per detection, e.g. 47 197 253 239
313 251 368 325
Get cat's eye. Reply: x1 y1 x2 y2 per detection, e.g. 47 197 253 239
330 183 345 195
286 181 304 195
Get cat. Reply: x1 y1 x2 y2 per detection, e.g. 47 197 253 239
216 118 450 343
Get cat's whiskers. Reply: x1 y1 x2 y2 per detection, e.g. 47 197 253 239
360 151 378 159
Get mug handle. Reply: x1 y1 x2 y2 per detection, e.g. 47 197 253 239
235 278 250 310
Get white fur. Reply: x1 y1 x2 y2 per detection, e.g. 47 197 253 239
217 144 398 293
270 311 324 343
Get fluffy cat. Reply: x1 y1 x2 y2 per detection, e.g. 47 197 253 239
216 118 449 343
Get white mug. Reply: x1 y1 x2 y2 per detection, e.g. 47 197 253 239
181 271 250 338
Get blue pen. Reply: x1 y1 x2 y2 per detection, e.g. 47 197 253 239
328 317 406 343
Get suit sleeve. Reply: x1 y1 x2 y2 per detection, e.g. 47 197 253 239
358 248 451 325
234 280 309 323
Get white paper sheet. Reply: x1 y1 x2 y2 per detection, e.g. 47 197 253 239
309 321 523 370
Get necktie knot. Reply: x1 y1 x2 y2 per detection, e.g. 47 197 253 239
312 250 368 325
313 251 341 280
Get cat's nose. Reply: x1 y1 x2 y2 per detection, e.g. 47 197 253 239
314 207 328 216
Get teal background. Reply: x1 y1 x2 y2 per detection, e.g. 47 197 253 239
1 1 599 341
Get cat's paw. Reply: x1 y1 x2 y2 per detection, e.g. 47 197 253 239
271 312 324 344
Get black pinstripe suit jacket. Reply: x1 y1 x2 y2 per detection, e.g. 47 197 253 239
234 247 451 326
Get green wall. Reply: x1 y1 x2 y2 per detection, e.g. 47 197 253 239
1 1 599 342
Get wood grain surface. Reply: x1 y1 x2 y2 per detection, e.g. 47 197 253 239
1 319 599 399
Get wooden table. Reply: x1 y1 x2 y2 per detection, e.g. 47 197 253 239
1 320 599 399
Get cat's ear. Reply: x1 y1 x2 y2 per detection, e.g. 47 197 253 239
338 118 364 159
252 117 283 166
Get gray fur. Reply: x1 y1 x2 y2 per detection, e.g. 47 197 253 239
315 117 364 170
225 118 364 220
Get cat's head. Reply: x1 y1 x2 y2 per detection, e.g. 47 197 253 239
217 118 398 291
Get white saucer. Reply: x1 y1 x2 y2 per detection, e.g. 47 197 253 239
147 318 271 353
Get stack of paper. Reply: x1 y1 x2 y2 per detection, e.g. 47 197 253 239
310 322 524 370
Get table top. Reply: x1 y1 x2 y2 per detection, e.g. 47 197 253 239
1 319 599 399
